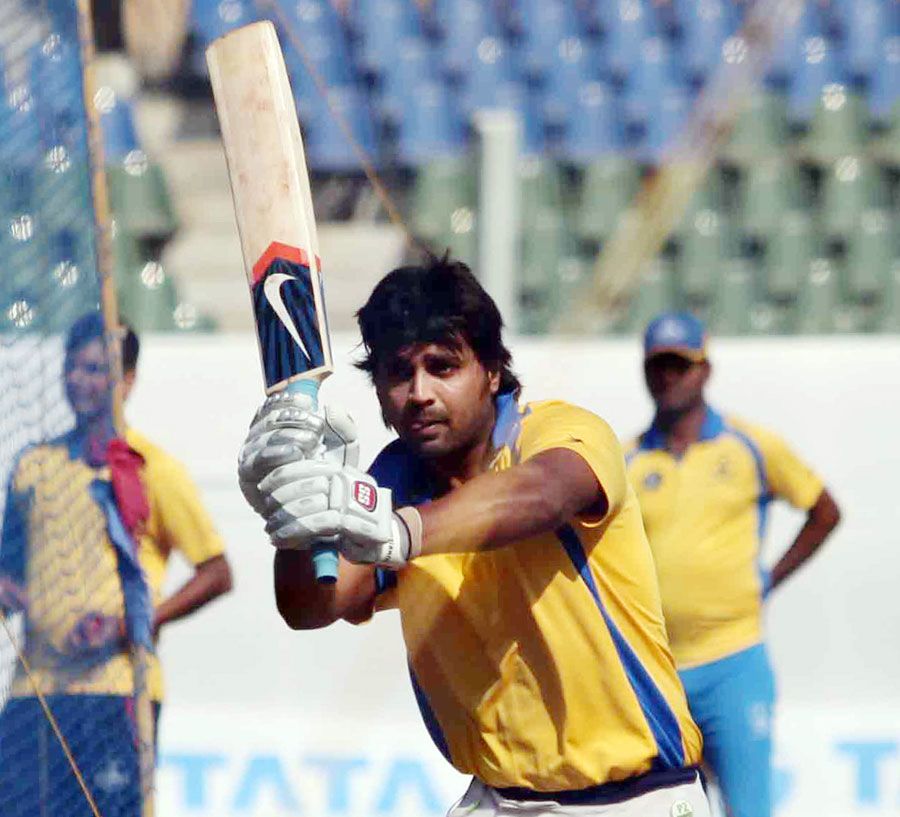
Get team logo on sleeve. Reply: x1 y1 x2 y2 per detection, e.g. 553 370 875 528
353 481 377 512
643 471 663 490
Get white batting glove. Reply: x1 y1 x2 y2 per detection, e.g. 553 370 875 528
260 463 422 568
238 391 359 515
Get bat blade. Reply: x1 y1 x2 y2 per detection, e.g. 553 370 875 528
206 21 332 394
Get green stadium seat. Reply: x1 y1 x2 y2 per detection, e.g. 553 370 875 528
574 156 640 245
117 259 179 331
34 150 93 233
796 258 840 334
879 261 900 332
764 210 818 299
674 170 726 241
710 259 754 335
410 157 476 244
738 160 806 240
846 210 896 299
621 259 677 335
721 92 788 166
819 156 888 241
677 209 734 301
798 85 867 164
872 102 900 165
105 155 178 240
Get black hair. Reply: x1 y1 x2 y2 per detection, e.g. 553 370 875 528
355 254 520 395
121 323 139 372
65 312 106 358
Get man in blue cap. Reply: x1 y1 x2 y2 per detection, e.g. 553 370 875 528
626 311 841 817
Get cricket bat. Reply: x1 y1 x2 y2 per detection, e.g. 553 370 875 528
206 21 338 582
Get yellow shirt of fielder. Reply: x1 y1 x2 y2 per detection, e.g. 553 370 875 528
370 394 702 793
1 428 224 700
626 407 823 668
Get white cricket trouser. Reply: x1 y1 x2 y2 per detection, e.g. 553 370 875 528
447 775 710 817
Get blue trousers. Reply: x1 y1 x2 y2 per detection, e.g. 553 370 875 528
679 643 776 817
0 694 159 817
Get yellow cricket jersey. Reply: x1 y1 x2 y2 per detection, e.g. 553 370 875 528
370 393 702 792
0 428 224 700
626 407 824 668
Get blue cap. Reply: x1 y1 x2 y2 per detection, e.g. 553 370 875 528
643 311 708 362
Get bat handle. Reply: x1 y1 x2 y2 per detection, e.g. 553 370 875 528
285 378 339 584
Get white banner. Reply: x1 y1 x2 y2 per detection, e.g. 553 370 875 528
123 332 899 817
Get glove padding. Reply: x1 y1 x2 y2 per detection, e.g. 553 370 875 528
238 391 359 515
260 462 412 568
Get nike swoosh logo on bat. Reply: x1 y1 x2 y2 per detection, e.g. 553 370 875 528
262 272 313 363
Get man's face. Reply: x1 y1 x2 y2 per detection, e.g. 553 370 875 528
65 338 112 420
644 352 709 413
374 339 500 460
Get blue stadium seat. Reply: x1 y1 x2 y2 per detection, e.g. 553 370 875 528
95 89 139 163
631 82 689 164
541 36 595 130
303 85 379 172
767 2 826 88
29 33 83 125
0 83 46 167
518 85 547 157
559 80 621 163
622 37 679 128
459 35 520 118
869 35 899 123
433 0 504 80
786 34 843 125
508 0 581 80
191 0 259 44
349 0 425 77
378 37 440 127
832 0 888 85
672 0 736 86
396 80 466 167
282 30 356 125
600 0 658 84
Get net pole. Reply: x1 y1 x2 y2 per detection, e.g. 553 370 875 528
72 0 156 814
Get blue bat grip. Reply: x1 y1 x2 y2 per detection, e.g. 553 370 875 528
285 378 338 584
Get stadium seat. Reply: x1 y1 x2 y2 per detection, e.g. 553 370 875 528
34 150 93 234
282 26 357 123
601 0 657 84
396 81 466 167
622 37 679 128
721 92 788 166
0 82 44 167
631 82 689 164
303 85 379 172
518 156 568 289
767 3 826 89
29 33 83 124
819 156 887 241
764 210 818 300
796 257 840 333
786 35 842 125
709 259 754 335
798 85 866 163
869 36 899 125
574 155 640 244
674 170 725 240
541 36 595 131
117 259 179 331
377 37 439 127
559 81 622 164
191 0 258 45
105 153 178 239
350 0 425 78
621 258 676 334
509 0 581 81
42 229 100 332
458 35 520 119
673 0 735 86
880 260 900 331
409 156 476 244
738 159 806 240
845 209 895 298
833 0 886 86
677 209 734 302
433 0 504 81
95 88 139 163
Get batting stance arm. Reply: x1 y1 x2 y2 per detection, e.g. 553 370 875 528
413 448 603 558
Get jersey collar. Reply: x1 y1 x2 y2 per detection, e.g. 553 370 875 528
640 405 725 451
